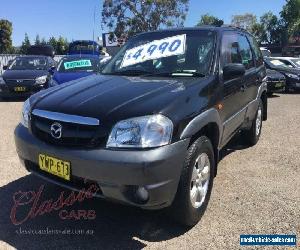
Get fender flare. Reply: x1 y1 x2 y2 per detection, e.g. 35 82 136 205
180 108 223 149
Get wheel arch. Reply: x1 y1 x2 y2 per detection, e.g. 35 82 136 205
180 108 222 175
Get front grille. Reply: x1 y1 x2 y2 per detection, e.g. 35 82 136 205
31 112 106 148
5 79 35 84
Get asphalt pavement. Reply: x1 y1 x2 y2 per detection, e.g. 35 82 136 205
0 93 299 250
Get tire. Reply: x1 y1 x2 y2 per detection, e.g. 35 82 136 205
170 136 215 226
243 99 263 146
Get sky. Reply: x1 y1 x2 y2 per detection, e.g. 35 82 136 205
0 0 287 46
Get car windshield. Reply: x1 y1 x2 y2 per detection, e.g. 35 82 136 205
265 58 293 69
291 58 300 67
57 57 99 72
102 30 216 77
9 57 48 70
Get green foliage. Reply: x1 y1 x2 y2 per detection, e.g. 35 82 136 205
20 33 31 54
101 0 189 38
55 36 69 55
0 19 13 54
231 13 257 31
196 14 224 26
19 34 68 55
34 34 41 45
280 0 300 36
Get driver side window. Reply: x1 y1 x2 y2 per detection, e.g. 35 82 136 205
221 32 242 68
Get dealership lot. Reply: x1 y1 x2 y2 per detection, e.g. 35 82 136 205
0 93 299 249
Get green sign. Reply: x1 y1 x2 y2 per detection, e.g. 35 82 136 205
64 60 92 70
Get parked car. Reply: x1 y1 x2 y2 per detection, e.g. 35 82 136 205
48 55 101 87
264 57 300 92
0 56 56 99
15 26 267 226
265 69 286 95
271 57 300 69
260 47 271 57
27 45 55 58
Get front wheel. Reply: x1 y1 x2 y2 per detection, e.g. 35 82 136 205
170 136 215 226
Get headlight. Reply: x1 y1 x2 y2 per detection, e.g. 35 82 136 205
0 76 5 85
107 114 173 148
21 98 30 128
49 78 58 87
35 75 47 85
286 73 300 80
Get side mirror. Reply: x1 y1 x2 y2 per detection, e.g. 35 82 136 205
223 63 245 80
3 65 8 71
49 66 56 74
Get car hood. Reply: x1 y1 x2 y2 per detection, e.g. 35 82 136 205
31 74 202 124
272 66 300 76
266 69 285 79
2 70 49 80
53 71 95 84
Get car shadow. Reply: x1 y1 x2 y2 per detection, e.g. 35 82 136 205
267 94 280 98
219 132 249 161
0 97 27 102
0 174 189 250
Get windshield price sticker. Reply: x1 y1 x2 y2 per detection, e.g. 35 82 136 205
64 60 92 70
121 34 186 68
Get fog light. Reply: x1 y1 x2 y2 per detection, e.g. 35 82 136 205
136 187 149 201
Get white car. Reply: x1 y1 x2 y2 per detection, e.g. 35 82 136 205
271 57 300 69
260 47 271 57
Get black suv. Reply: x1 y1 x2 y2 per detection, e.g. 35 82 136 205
14 27 267 226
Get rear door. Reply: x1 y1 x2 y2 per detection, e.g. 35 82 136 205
237 33 257 107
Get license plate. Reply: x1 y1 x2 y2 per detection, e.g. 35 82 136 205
275 82 283 88
38 154 71 181
14 86 26 92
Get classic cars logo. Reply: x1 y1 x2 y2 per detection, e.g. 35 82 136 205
50 122 62 139
10 183 99 225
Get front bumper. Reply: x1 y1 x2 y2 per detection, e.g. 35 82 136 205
14 124 190 209
0 84 45 98
286 78 300 90
266 80 286 93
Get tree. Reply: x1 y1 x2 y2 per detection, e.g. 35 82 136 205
40 37 47 45
0 19 13 53
20 33 31 54
47 36 57 51
250 22 265 44
34 34 41 45
56 36 69 54
280 0 300 37
259 12 282 44
101 0 189 38
231 13 257 31
196 14 224 26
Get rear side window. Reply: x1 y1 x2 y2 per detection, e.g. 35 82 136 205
247 35 263 66
237 35 254 69
221 33 242 67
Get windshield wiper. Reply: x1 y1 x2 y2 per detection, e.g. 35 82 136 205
108 69 152 76
142 70 206 77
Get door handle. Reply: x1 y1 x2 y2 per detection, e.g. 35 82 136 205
240 84 246 92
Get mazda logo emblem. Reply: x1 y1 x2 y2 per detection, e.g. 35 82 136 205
50 122 62 139
16 80 23 83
